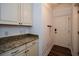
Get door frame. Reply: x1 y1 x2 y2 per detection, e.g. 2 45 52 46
72 4 79 56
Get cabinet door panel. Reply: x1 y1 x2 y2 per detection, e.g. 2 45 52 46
26 40 38 56
26 45 38 56
0 3 19 25
21 4 32 26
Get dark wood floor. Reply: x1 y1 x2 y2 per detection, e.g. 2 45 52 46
48 45 72 56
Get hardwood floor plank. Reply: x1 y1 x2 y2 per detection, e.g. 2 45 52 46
48 45 72 56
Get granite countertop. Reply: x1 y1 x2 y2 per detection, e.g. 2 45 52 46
0 34 38 54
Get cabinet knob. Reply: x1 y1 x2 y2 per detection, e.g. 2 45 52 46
19 23 22 24
25 50 29 53
21 23 22 24
19 23 20 24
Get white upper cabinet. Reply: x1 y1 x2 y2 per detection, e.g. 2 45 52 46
20 4 32 26
0 3 19 25
0 3 32 26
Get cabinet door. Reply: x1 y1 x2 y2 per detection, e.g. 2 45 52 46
0 3 20 25
26 40 38 56
20 3 32 26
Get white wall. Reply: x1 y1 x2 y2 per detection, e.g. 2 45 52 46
41 4 54 55
29 3 43 55
30 4 54 56
0 25 30 38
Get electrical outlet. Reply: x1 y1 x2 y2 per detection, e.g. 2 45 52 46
20 30 24 34
4 31 8 36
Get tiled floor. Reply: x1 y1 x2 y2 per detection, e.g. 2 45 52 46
48 45 72 56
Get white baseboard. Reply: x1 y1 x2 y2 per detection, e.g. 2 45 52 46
44 43 54 56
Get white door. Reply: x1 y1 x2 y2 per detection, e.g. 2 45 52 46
53 16 72 49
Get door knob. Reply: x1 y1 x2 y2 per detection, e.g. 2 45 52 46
55 29 57 31
54 28 57 34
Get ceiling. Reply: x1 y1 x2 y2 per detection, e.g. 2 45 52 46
47 3 72 9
